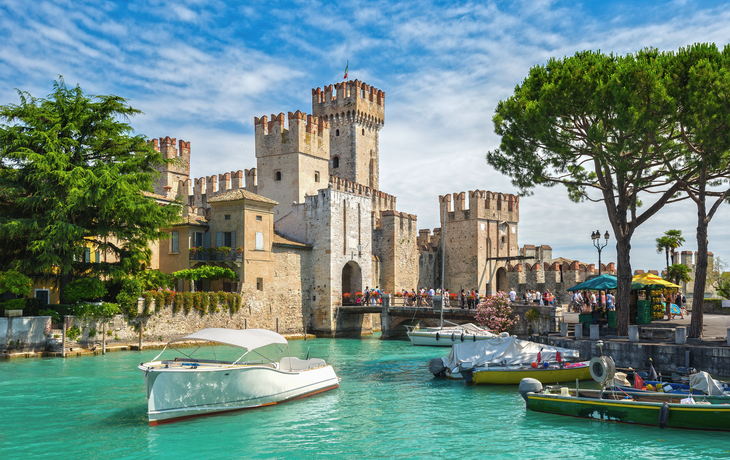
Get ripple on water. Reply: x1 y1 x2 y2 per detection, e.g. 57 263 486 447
2 336 730 460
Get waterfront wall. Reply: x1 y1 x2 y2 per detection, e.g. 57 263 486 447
0 317 51 352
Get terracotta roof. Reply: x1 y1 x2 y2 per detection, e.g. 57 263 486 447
184 215 209 226
273 232 311 249
143 191 174 202
208 189 278 205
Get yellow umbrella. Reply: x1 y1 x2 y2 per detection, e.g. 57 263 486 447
632 273 681 288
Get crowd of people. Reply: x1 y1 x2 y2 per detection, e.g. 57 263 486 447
568 290 615 313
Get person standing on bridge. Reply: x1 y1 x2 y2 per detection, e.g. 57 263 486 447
509 288 516 303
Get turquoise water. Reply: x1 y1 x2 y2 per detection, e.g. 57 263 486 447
1 335 729 460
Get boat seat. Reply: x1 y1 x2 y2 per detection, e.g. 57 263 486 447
280 357 326 370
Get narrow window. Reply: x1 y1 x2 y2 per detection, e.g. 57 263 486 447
333 156 340 168
84 247 91 263
170 231 179 253
224 214 231 220
255 232 264 250
336 129 340 136
256 215 262 222
224 232 232 247
362 128 365 135
315 171 320 182
275 171 281 181
95 251 100 263
256 278 263 291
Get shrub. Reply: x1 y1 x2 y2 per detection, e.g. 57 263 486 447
162 289 175 307
64 278 107 303
67 325 81 341
116 278 142 317
474 292 519 333
208 292 219 313
182 292 193 314
39 308 60 322
526 308 540 323
0 269 32 297
88 328 97 338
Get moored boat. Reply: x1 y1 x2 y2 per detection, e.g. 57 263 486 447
519 357 730 431
429 334 588 384
406 322 496 346
138 328 340 426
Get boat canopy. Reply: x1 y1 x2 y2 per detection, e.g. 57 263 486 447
440 336 580 371
171 328 288 351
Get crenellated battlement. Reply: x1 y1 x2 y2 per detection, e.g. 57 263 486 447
328 174 396 215
151 136 191 198
438 190 519 222
254 111 330 160
312 80 385 126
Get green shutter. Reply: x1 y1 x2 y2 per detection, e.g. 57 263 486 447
231 231 236 248
203 232 210 248
217 232 223 247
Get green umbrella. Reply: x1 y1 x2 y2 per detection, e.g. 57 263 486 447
567 274 617 291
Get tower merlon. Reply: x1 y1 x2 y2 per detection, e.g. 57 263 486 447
255 111 330 160
312 79 385 125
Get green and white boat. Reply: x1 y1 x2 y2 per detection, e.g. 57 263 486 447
519 357 730 431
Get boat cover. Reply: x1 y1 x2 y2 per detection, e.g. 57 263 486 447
689 371 725 395
439 336 580 371
171 328 288 351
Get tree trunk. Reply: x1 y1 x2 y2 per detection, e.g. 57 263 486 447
690 197 708 338
615 235 632 336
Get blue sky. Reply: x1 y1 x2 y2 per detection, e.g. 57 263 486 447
1 0 730 274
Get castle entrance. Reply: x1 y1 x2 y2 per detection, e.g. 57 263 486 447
342 261 362 305
496 267 508 293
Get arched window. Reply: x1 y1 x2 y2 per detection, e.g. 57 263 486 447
336 129 340 137
275 171 281 181
333 156 340 168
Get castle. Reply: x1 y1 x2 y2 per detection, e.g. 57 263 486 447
146 79 617 337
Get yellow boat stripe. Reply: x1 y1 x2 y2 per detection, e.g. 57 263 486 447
529 395 730 411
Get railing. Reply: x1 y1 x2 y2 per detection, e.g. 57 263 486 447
189 249 243 262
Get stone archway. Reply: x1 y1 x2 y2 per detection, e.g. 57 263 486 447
496 267 508 293
342 261 362 305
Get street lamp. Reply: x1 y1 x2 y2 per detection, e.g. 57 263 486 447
351 244 363 260
591 230 610 275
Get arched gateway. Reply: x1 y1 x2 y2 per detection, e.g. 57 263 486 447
342 261 362 305
496 267 508 293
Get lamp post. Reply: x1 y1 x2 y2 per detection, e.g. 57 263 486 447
591 230 610 275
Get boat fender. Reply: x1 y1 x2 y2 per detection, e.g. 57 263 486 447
436 333 440 341
461 333 465 342
473 335 476 342
451 333 455 341
658 402 670 429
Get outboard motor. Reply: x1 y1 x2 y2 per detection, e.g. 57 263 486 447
518 378 543 408
459 362 475 386
429 358 447 377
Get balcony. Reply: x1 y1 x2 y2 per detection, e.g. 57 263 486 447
189 248 243 262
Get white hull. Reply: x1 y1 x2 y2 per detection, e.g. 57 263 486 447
407 330 495 347
139 360 339 425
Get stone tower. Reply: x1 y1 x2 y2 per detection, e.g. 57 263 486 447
254 111 330 220
311 80 385 190
438 191 520 295
150 137 191 200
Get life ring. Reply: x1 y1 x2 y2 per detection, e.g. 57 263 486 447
435 333 440 341
589 356 616 384
658 402 670 429
460 333 464 342
451 333 455 341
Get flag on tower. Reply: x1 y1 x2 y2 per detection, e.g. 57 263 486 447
344 61 348 80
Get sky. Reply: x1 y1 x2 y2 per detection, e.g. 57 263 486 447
1 0 729 273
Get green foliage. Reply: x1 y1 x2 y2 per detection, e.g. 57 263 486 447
39 308 60 322
656 230 685 270
0 269 32 296
525 308 540 323
138 270 174 291
74 302 121 319
63 277 107 303
115 278 142 317
67 325 81 341
0 78 182 281
172 266 237 282
182 292 193 315
0 298 25 311
717 275 730 300
208 292 219 313
665 264 692 285
227 292 242 315
87 328 97 338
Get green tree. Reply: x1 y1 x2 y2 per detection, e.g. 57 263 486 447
665 263 692 286
655 229 685 271
0 79 181 298
716 274 730 300
667 43 730 337
487 49 692 335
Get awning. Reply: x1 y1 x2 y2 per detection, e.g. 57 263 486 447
171 328 288 351
632 273 681 289
567 274 617 291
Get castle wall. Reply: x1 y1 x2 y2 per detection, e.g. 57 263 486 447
150 137 191 200
376 211 419 293
305 188 373 336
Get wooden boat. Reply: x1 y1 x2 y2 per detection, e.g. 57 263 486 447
406 322 496 347
470 363 591 385
522 386 730 431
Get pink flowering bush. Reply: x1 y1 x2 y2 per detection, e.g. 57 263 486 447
474 292 519 333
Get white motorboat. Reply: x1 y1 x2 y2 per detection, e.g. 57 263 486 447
138 328 340 426
405 322 496 346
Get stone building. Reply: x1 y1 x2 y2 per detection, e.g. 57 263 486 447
151 79 419 337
